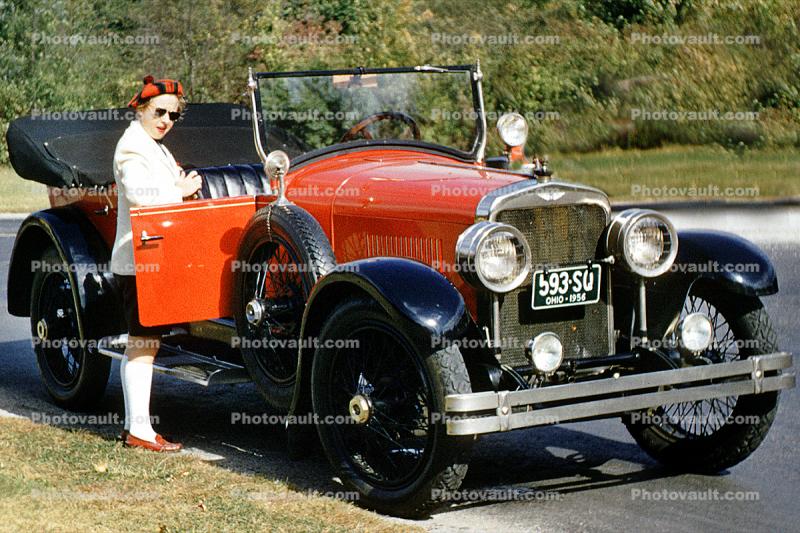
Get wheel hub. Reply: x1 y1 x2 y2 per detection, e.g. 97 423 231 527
349 394 372 425
245 299 266 326
36 318 48 341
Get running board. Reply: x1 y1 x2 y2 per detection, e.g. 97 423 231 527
96 334 251 387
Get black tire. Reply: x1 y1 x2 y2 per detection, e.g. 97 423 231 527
624 284 780 472
30 247 110 410
234 204 336 413
311 298 473 518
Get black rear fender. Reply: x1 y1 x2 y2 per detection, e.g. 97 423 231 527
7 208 123 338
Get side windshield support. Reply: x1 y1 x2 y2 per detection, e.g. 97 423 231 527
247 67 272 193
474 60 487 164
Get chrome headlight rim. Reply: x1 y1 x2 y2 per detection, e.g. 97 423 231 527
456 221 531 293
606 209 678 278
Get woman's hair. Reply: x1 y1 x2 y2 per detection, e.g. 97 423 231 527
135 94 187 117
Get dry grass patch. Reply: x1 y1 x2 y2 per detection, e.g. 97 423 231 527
0 417 420 533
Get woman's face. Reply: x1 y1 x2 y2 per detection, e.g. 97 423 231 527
138 94 181 140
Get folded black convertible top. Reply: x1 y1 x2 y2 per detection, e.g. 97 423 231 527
6 103 259 188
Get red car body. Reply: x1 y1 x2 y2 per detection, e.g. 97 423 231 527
55 149 519 325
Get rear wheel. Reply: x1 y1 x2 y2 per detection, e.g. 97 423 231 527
234 204 335 413
30 248 110 409
311 298 473 518
624 284 780 472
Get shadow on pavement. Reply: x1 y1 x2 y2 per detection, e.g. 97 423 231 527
0 335 679 515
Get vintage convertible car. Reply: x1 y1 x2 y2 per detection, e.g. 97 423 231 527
5 64 795 517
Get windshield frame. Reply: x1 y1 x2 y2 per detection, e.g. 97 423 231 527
252 64 487 166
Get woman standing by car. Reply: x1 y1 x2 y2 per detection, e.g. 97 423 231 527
110 75 202 452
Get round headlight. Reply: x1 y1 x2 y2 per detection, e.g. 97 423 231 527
526 332 564 374
456 222 531 293
497 112 528 147
606 209 678 277
678 313 713 353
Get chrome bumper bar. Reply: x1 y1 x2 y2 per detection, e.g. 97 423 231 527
445 352 795 436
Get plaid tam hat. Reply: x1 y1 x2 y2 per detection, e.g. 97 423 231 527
127 75 184 108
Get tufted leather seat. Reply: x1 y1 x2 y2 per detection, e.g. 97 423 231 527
194 163 271 199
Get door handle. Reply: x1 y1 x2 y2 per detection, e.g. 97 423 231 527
140 231 164 243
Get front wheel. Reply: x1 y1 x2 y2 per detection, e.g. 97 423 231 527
624 284 780 472
311 298 473 518
30 248 110 409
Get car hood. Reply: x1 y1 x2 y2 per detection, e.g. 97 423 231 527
327 152 529 225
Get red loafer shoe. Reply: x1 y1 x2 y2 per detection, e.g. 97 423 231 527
124 433 183 452
155 434 183 451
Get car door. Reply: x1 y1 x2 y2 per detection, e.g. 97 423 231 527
129 195 271 326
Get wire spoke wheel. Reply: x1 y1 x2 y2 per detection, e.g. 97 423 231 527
234 204 336 413
241 237 307 384
37 273 83 387
624 283 781 472
657 293 740 437
328 322 432 486
312 297 473 518
36 271 82 386
30 248 109 409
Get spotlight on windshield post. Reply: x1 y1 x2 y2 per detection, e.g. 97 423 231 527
497 112 528 166
266 150 291 204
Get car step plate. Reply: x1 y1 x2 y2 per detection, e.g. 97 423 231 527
97 334 252 387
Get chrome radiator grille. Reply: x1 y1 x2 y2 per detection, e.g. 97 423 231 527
496 205 611 367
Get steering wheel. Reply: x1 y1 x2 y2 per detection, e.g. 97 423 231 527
339 111 421 143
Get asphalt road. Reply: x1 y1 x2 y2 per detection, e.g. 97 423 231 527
0 208 797 533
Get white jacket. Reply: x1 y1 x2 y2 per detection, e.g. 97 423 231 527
110 120 184 275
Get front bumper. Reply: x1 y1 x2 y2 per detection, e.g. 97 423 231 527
445 352 795 435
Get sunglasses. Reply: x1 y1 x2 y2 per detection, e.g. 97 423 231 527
153 107 182 121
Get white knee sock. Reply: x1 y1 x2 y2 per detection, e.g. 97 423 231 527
121 358 131 431
122 358 158 443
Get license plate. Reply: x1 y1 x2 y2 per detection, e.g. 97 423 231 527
532 264 602 310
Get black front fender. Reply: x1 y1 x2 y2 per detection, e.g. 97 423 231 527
672 230 777 296
614 229 778 345
302 257 473 345
288 257 474 421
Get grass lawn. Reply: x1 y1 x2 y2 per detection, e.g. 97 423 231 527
0 146 797 213
554 146 800 202
0 165 48 213
0 417 418 533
